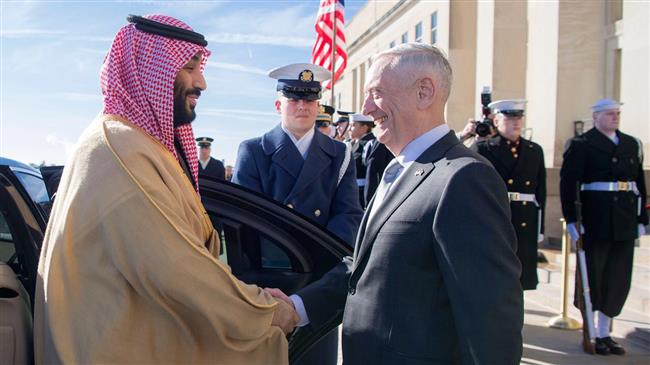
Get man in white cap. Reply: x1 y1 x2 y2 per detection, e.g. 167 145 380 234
232 62 363 365
348 113 379 207
474 99 546 291
560 98 648 356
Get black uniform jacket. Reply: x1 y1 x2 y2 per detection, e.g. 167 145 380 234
351 133 375 181
475 134 546 236
560 128 648 241
199 157 226 181
363 140 392 207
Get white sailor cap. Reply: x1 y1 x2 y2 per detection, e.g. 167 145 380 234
489 99 527 117
268 63 331 101
349 113 374 124
591 98 622 113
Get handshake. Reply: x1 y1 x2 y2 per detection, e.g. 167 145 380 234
266 287 300 334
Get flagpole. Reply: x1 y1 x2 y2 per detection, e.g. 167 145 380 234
330 1 337 107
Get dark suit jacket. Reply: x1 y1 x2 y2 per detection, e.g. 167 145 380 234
363 139 392 207
299 131 524 364
560 128 648 241
198 157 225 181
232 124 363 245
474 134 546 290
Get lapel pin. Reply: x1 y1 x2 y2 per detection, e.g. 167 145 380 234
414 169 424 176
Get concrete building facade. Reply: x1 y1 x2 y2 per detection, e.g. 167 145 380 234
325 0 649 241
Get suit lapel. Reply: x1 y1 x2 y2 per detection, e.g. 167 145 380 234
352 131 460 272
288 131 334 197
263 125 303 179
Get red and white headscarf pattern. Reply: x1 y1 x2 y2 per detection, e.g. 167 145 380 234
100 14 210 191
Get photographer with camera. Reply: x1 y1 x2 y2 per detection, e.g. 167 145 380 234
457 87 497 146
474 99 546 291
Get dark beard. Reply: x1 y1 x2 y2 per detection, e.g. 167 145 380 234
173 87 201 127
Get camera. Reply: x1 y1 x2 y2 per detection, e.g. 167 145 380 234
475 86 494 137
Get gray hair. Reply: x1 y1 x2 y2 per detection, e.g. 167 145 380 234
372 43 453 102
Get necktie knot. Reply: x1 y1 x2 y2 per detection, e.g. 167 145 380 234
383 160 402 184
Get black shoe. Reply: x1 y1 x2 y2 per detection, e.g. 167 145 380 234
601 337 625 355
595 338 610 355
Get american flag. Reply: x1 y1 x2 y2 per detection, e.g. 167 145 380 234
311 0 347 90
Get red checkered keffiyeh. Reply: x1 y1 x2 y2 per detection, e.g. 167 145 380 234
100 14 210 191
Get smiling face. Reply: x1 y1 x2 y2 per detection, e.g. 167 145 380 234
275 96 319 139
173 52 206 127
361 57 419 155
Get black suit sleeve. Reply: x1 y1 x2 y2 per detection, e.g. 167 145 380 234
434 161 523 365
296 256 353 329
560 138 586 223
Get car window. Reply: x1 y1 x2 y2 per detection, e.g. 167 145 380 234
260 235 292 269
0 209 16 262
14 171 52 217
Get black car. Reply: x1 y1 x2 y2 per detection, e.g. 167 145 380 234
0 157 350 364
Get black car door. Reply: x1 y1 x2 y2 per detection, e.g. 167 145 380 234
198 176 352 363
0 165 50 306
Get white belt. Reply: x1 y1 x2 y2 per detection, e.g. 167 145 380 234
508 192 542 237
356 178 366 187
580 181 639 195
508 192 538 206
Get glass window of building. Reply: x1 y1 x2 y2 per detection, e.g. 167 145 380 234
415 22 423 43
389 40 396 48
430 11 438 45
401 32 408 44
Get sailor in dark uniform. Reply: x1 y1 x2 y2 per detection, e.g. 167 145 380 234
348 113 376 208
333 110 352 142
316 104 336 138
196 137 226 180
232 63 362 365
474 99 546 291
561 98 648 356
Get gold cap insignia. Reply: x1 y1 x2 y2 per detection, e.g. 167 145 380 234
299 69 314 83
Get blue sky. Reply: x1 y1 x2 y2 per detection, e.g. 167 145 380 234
0 0 364 166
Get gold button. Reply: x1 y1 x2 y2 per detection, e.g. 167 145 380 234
507 179 514 185
522 201 527 206
521 222 527 227
287 203 294 209
511 147 517 153
314 209 321 217
513 154 519 158
525 181 531 186
612 157 618 163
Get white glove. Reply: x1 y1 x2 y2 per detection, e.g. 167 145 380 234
537 234 544 243
639 224 647 237
567 222 585 243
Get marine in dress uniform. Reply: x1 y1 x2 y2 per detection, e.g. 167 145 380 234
196 137 226 180
474 99 546 290
316 104 336 138
232 63 363 365
348 113 376 208
561 98 648 356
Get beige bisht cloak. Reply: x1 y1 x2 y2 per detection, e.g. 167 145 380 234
34 115 288 364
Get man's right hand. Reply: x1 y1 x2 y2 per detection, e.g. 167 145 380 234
271 298 299 335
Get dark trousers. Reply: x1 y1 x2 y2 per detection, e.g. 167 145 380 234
294 329 338 365
582 238 635 317
357 187 365 209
